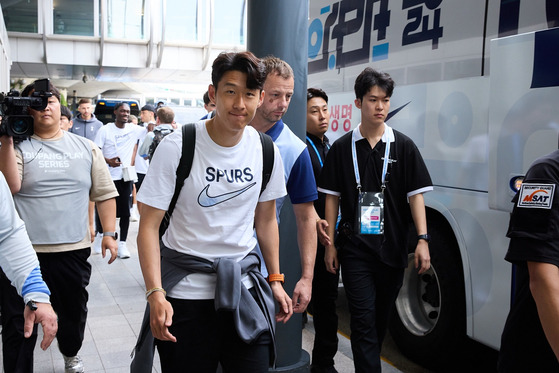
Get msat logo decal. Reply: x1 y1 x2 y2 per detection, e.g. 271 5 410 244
518 183 555 209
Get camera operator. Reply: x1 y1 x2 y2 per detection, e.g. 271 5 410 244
0 79 119 373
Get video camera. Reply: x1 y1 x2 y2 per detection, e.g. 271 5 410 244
0 79 52 141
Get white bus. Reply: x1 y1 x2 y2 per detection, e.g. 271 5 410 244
308 0 559 368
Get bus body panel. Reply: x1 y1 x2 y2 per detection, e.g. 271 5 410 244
309 0 559 357
489 30 559 212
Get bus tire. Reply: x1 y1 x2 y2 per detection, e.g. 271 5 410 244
389 218 466 369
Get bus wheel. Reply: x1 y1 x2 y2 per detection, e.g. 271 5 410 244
389 222 466 369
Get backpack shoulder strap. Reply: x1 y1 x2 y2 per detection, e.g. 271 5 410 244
167 123 196 217
258 132 275 196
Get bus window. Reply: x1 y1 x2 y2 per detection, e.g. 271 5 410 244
94 99 140 124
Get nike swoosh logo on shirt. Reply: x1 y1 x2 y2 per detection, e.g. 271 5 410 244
197 183 256 207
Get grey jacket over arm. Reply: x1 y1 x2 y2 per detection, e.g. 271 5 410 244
130 246 277 372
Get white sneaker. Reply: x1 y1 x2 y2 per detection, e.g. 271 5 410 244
63 354 84 373
130 204 140 222
118 241 131 259
92 233 102 255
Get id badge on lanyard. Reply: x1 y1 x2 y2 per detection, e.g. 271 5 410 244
352 127 390 235
358 191 384 234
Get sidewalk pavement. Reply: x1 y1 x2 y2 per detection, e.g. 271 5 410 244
0 220 403 373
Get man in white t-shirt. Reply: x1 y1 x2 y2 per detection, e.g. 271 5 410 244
137 106 177 161
140 104 156 132
134 51 293 372
131 117 149 222
95 102 146 259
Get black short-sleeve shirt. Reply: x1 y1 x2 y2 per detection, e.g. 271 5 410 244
318 125 432 268
306 132 330 218
498 150 559 372
506 149 559 262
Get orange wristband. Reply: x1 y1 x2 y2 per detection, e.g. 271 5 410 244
267 273 285 284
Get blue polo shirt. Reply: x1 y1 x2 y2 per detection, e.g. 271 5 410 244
256 120 318 276
265 120 317 215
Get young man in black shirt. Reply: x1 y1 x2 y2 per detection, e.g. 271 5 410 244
318 68 433 373
306 88 339 373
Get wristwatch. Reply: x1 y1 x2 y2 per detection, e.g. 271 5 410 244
103 231 118 240
26 300 38 311
417 234 431 243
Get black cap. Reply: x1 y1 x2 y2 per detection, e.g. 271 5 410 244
141 104 156 113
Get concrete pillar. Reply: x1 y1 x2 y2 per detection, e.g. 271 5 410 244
247 1 310 372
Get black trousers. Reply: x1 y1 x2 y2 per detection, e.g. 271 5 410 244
96 179 132 241
156 295 272 373
135 172 146 192
0 269 36 373
310 242 340 368
339 240 404 373
0 248 91 371
38 248 91 357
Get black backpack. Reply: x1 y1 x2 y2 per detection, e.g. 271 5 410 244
159 123 275 238
148 126 174 160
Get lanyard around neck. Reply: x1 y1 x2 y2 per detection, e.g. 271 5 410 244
351 127 391 193
306 135 330 167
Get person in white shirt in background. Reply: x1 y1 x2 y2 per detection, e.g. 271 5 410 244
129 113 145 222
140 104 157 132
94 102 146 259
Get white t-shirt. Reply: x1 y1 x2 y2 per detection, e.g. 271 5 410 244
134 125 149 174
138 120 286 299
94 123 146 180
